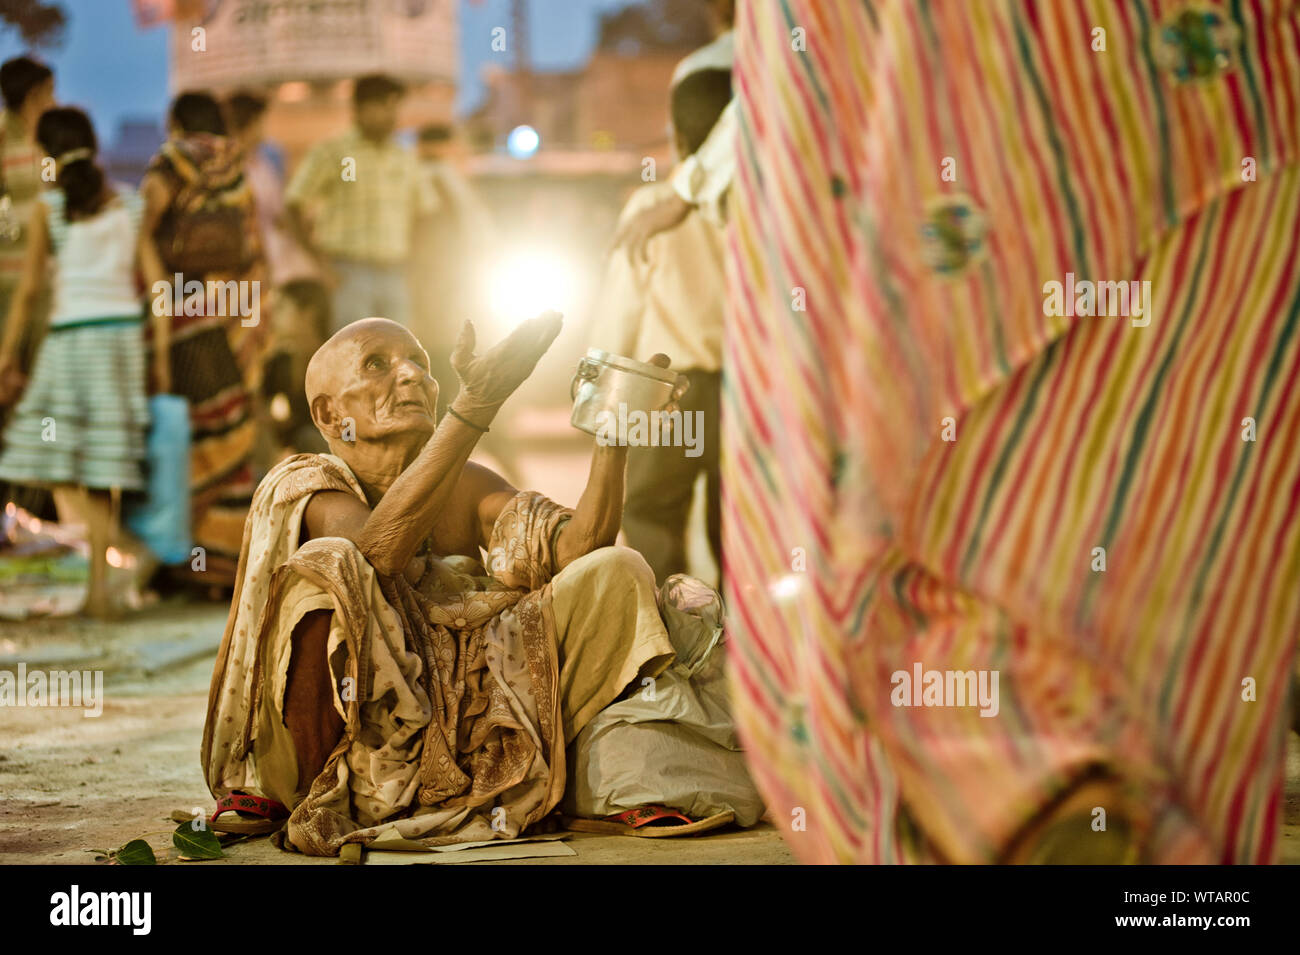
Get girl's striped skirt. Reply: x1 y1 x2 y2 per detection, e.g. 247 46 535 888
0 318 148 491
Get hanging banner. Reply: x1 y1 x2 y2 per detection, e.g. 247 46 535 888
170 0 458 91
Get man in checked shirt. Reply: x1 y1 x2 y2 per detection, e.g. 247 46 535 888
285 74 437 337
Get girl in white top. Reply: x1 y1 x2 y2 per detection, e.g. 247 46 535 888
0 106 165 617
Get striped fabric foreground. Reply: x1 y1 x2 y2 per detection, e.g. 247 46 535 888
724 0 1300 862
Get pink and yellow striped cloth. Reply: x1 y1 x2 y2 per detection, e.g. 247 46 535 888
724 0 1300 862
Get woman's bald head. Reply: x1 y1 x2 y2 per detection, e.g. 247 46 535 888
304 319 439 455
305 318 426 407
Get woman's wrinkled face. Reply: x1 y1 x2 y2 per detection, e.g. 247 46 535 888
330 324 438 443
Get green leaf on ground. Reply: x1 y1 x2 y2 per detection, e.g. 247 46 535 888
172 823 224 860
115 839 157 865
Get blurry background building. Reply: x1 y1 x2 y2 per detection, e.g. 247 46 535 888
465 0 710 158
167 0 458 168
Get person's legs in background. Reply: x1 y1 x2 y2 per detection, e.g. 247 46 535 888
696 371 723 584
0 284 55 520
331 261 409 332
329 259 375 334
623 443 695 584
50 485 150 619
373 264 410 330
622 369 718 586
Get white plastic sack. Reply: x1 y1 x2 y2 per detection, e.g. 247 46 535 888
563 574 765 827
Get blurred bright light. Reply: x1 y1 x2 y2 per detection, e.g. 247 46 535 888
506 125 540 159
488 249 578 329
269 393 292 422
769 574 802 601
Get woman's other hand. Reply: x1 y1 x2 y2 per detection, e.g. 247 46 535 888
648 352 690 422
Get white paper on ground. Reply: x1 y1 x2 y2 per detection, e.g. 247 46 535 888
365 830 571 852
364 841 577 864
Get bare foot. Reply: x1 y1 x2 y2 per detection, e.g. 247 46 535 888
106 547 158 610
80 592 124 622
130 545 159 594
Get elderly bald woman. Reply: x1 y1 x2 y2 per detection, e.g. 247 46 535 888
201 313 680 855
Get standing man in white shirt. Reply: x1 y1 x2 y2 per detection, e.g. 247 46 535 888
592 65 733 585
613 0 735 260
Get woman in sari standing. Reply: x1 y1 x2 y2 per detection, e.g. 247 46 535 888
141 92 269 592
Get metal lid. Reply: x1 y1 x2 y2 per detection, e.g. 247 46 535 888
583 348 678 385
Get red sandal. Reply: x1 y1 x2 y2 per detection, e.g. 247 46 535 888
209 791 289 835
562 806 735 838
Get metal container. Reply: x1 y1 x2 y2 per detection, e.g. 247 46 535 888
569 349 683 436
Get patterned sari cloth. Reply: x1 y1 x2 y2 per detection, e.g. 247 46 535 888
725 0 1300 862
202 453 675 855
147 134 270 583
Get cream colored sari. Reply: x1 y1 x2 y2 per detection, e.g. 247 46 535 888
201 453 673 855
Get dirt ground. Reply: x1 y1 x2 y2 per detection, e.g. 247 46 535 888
0 601 795 865
1 598 1298 865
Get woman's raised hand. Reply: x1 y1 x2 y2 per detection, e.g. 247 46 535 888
450 311 563 422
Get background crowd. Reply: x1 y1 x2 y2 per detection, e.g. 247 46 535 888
0 0 732 619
